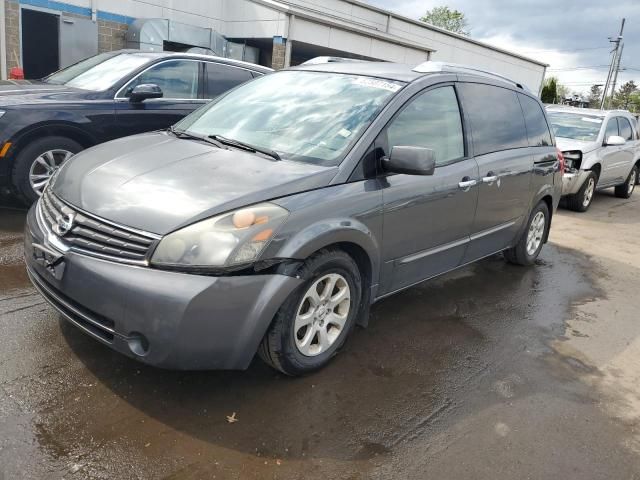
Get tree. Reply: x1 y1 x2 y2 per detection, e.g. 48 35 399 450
588 84 603 108
420 6 469 35
611 80 638 110
541 77 558 104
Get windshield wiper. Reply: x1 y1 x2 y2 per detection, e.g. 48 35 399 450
208 134 281 161
168 126 226 149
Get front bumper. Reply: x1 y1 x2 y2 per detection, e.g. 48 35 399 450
24 205 302 370
561 169 591 196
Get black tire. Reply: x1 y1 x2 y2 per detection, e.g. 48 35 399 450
565 171 597 212
614 166 637 199
636 165 640 185
504 201 550 266
11 136 83 204
259 249 362 376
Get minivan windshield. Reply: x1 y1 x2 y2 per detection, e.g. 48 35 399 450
547 111 604 141
44 52 152 91
177 71 404 166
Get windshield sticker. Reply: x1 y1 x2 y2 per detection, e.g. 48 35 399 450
352 77 402 92
582 117 603 124
338 128 352 138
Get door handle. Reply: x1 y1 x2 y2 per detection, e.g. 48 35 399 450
482 175 499 183
458 179 477 189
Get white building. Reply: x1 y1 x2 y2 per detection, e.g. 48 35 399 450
1 0 547 92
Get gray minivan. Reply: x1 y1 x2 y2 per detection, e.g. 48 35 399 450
24 61 563 375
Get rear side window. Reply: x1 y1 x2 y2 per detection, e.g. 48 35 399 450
604 118 619 140
618 117 633 141
518 94 553 147
458 83 528 156
386 86 464 165
205 63 253 97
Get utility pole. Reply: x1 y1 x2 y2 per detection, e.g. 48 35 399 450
601 18 625 109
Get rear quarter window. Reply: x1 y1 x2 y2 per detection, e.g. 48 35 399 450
518 94 553 147
458 83 528 156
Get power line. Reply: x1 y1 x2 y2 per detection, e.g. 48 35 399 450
518 46 610 54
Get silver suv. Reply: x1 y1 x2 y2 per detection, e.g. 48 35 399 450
547 106 640 212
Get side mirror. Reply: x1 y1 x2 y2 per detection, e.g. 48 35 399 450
382 146 436 176
129 84 163 103
605 135 626 146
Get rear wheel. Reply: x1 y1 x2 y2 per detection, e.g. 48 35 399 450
614 166 637 199
504 201 550 266
259 249 362 376
566 171 597 212
11 136 83 204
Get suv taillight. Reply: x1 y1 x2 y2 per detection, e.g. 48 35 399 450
556 148 565 174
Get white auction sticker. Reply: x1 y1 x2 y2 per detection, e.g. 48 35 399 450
352 77 402 92
582 117 603 124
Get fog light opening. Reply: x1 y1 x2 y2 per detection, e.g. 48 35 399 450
127 332 150 357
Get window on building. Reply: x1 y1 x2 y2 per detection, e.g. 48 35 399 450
518 94 553 147
458 83 528 156
205 63 254 97
386 86 464 165
123 60 199 99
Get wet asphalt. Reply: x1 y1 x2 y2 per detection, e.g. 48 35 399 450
1 193 640 479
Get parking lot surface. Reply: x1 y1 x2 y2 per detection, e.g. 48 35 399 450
1 192 640 479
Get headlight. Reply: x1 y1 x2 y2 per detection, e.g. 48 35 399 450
562 150 582 170
0 110 5 119
151 203 288 269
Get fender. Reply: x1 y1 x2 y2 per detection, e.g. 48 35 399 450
271 217 381 287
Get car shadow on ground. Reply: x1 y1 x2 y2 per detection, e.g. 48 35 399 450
54 245 596 463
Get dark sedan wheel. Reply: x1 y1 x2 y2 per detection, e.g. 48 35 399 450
12 136 83 204
259 249 362 376
504 201 550 266
614 166 637 199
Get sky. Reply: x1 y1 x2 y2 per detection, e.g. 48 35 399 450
367 0 640 95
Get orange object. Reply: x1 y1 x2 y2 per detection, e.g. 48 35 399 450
252 229 273 242
0 142 11 158
8 67 24 80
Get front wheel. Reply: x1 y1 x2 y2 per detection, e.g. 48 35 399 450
504 201 550 266
11 136 83 204
259 249 362 376
566 171 597 212
614 166 637 199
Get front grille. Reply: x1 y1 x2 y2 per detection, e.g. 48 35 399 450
39 189 157 264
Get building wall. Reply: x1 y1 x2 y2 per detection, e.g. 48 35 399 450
3 0 546 91
4 0 20 74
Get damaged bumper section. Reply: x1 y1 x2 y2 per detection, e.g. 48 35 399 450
562 169 591 196
24 206 303 370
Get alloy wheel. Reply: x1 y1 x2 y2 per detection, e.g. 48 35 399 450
294 273 351 357
29 149 73 196
583 177 595 208
526 211 546 256
628 169 636 195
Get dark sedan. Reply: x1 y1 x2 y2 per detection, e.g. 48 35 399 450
0 50 271 203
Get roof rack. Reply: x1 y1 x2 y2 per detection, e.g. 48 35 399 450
413 61 529 91
301 56 370 65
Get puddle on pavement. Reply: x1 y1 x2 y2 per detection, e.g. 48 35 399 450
1 205 636 479
7 244 606 479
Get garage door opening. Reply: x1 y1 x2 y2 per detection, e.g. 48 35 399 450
21 9 60 79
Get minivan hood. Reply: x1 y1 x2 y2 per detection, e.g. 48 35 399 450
555 137 600 154
52 132 338 234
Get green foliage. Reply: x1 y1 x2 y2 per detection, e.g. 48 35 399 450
611 81 638 111
541 77 558 104
588 84 603 108
420 6 469 35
